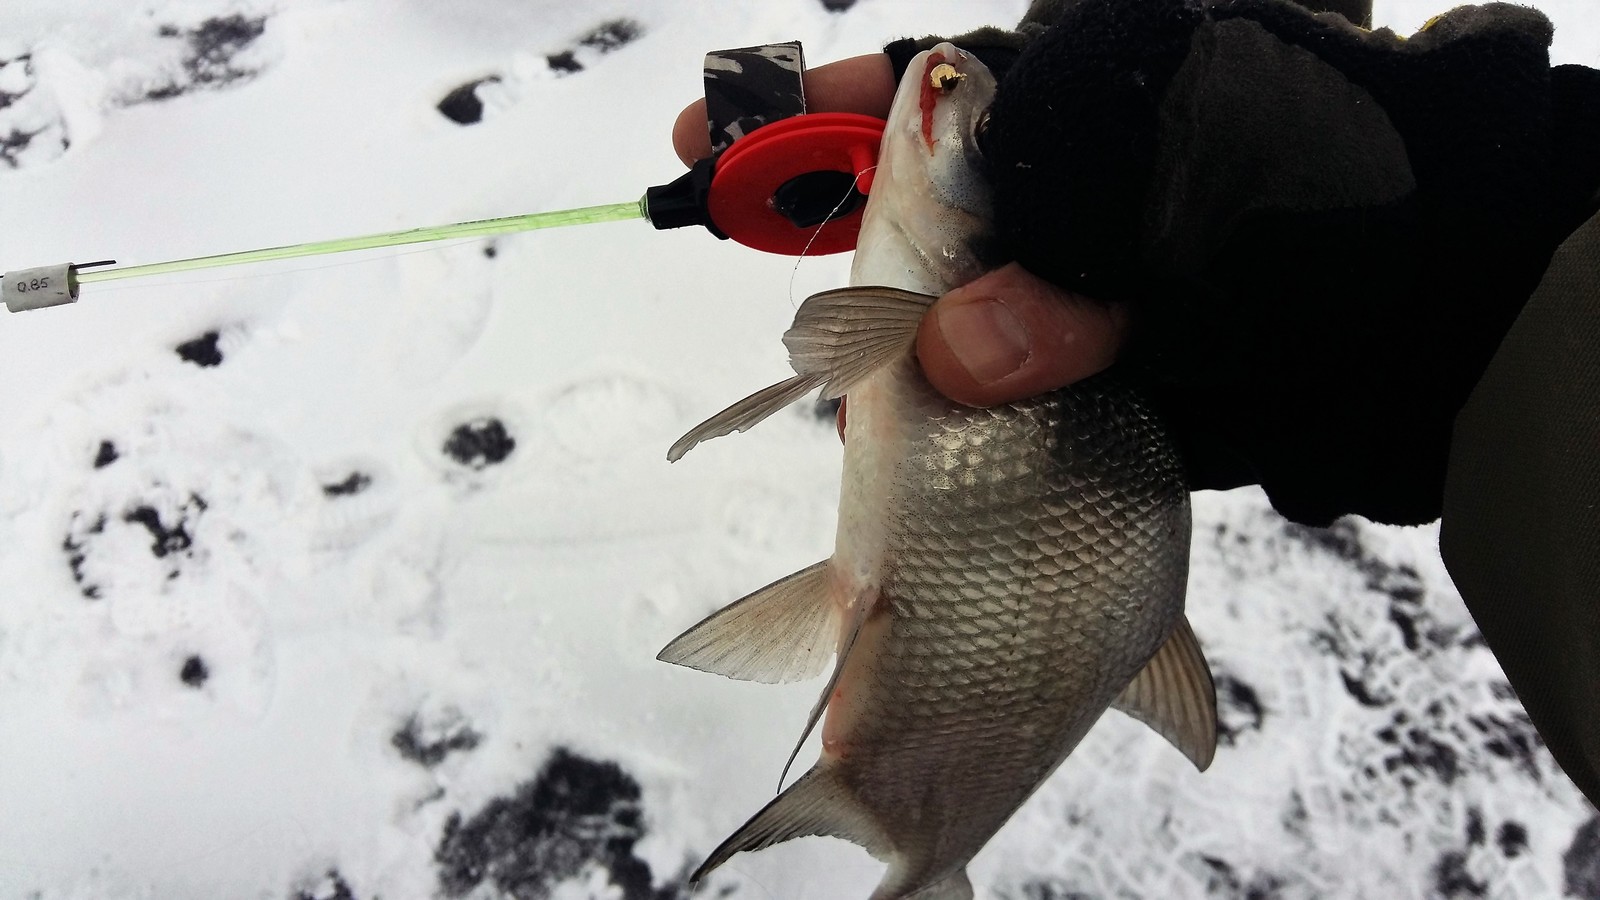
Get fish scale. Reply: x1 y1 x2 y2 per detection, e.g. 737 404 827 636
659 43 1215 900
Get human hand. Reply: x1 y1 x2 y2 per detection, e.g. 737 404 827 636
671 54 1127 411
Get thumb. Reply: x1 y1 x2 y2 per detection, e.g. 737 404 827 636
915 262 1128 407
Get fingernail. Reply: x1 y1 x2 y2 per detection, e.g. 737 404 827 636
937 298 1030 385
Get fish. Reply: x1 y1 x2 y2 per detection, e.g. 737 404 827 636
660 43 1215 900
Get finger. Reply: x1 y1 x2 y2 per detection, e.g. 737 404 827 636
672 53 896 166
915 263 1129 407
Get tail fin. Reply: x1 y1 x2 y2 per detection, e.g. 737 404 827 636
693 765 888 883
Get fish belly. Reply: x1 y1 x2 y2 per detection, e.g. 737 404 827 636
821 369 1190 880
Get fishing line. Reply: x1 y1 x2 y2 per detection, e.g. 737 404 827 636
787 164 878 308
73 239 484 296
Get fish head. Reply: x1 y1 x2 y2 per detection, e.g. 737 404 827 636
852 42 1000 291
906 43 996 208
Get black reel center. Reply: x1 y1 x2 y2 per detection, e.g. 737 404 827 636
771 171 866 229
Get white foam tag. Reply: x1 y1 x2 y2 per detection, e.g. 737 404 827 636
3 265 78 313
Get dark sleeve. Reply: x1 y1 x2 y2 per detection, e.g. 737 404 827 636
1442 203 1600 816
974 0 1600 527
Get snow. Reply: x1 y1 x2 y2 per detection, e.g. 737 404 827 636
0 1 1596 898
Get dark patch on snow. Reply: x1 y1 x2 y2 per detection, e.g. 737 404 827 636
1189 854 1292 899
1467 711 1544 781
1565 817 1600 898
293 869 356 900
145 15 269 101
322 472 372 498
483 243 498 259
0 55 68 168
820 0 860 10
1432 850 1487 897
0 121 48 167
1281 791 1310 840
434 747 687 899
93 440 120 469
64 491 208 595
437 77 499 125
1286 520 1462 655
63 512 108 600
1370 710 1460 788
546 19 645 75
180 655 209 688
443 418 516 469
1280 518 1364 562
1339 668 1389 707
546 51 583 75
1214 672 1265 745
1497 821 1528 858
392 713 481 768
177 330 223 367
1465 806 1485 846
577 20 643 53
0 55 34 110
123 499 200 559
1309 613 1394 710
1011 880 1096 900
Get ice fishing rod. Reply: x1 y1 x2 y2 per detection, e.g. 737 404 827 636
2 41 885 315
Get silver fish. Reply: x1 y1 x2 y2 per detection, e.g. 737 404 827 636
662 43 1215 900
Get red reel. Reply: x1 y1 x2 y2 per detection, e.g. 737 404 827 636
706 113 886 256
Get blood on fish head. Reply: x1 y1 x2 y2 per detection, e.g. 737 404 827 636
912 44 992 164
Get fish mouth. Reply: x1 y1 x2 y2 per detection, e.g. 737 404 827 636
917 48 962 151
928 62 965 90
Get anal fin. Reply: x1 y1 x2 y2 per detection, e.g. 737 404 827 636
657 561 835 683
1112 616 1218 771
693 765 887 885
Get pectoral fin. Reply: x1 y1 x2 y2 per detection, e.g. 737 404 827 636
668 373 826 462
1113 616 1218 771
666 286 935 461
657 561 836 683
782 285 937 399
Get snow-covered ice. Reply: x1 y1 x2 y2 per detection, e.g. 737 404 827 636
0 1 1596 898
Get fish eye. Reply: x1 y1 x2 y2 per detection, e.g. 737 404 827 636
974 109 991 143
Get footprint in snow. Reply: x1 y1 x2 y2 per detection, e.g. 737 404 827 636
378 247 494 385
309 459 399 553
543 373 681 463
414 400 530 488
434 747 691 900
131 14 274 104
434 18 644 126
0 53 71 169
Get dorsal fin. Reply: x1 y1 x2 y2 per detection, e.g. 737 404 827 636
1112 616 1218 771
